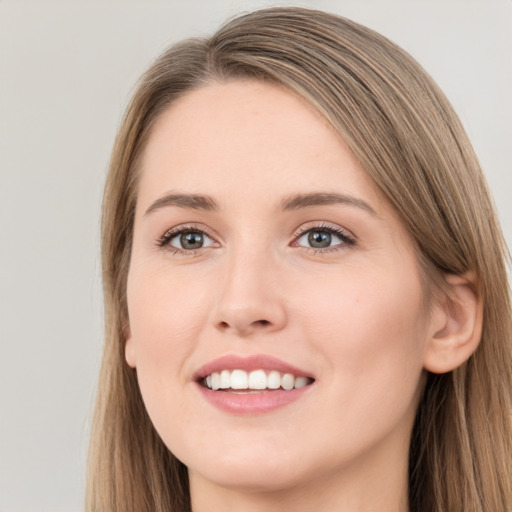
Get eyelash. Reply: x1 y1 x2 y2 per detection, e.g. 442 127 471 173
292 223 356 253
156 223 356 255
156 224 215 255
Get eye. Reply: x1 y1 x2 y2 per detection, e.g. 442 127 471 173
159 227 216 252
171 231 214 250
294 225 355 250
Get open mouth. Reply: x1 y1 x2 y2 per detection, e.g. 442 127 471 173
201 369 315 392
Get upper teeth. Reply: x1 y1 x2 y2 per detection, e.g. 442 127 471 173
204 369 311 391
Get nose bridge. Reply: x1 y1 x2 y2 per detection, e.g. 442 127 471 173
214 238 286 335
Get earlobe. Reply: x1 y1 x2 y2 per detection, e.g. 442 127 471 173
423 272 483 374
123 324 137 368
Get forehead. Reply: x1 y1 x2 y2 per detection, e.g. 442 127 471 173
137 79 386 215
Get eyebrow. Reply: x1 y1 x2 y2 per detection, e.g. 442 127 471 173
145 193 218 215
279 192 377 216
144 191 377 216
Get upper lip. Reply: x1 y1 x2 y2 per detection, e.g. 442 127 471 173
193 354 314 381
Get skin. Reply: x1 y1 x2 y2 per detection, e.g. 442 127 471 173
125 79 445 511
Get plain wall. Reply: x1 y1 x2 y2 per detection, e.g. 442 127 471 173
0 1 510 511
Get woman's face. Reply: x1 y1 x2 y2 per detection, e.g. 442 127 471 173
126 80 435 496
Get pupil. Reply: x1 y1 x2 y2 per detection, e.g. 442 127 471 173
308 231 331 248
181 232 203 249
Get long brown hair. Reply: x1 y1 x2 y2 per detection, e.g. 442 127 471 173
87 7 512 511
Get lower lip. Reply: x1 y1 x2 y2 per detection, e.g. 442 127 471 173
196 383 312 414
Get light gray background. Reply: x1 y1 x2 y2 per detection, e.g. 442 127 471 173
0 1 510 511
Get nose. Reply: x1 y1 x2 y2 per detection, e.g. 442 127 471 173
213 247 287 337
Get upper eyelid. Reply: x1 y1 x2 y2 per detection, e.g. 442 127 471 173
293 222 355 239
161 223 217 238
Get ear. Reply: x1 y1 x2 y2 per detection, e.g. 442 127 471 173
123 324 137 368
423 272 483 374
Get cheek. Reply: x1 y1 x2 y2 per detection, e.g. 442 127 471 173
125 265 212 412
127 263 210 351
301 256 427 346
295 263 428 416
124 265 220 459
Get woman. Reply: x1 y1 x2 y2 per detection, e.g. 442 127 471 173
87 7 512 511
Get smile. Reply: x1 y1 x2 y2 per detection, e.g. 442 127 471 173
195 354 315 413
203 369 313 391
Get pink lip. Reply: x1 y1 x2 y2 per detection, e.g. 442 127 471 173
193 354 313 380
193 354 315 415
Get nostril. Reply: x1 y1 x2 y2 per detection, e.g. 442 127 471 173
217 318 271 332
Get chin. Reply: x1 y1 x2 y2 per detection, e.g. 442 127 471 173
191 462 304 494
183 441 309 493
